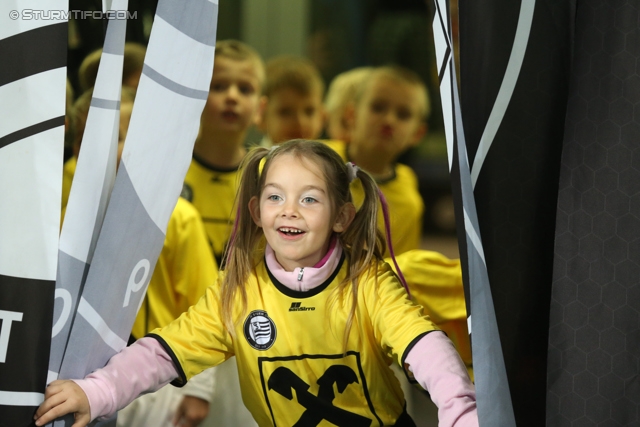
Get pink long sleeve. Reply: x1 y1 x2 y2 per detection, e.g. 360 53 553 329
405 332 478 427
73 337 179 421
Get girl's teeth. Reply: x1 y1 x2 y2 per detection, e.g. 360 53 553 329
280 228 302 234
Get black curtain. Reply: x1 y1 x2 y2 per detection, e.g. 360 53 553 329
548 1 640 425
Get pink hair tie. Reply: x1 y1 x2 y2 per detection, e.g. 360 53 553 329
344 161 410 296
346 162 359 183
378 190 411 297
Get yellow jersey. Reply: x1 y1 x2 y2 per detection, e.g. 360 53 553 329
182 155 242 266
151 256 438 426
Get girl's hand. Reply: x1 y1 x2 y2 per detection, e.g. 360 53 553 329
34 380 91 427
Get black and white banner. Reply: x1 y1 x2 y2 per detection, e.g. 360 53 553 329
54 1 218 426
48 0 127 388
0 0 67 424
457 0 571 423
431 1 516 425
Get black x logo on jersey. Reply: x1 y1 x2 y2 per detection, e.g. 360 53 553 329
268 365 371 426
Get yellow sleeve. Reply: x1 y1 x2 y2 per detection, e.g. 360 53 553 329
363 262 438 363
388 249 473 379
150 277 233 385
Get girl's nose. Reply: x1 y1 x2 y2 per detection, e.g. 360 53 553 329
281 200 299 217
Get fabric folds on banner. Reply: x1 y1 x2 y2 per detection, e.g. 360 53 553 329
431 1 515 425
453 0 573 425
0 0 67 424
48 0 127 388
54 1 218 426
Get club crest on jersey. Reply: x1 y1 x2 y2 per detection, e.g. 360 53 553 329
244 310 277 350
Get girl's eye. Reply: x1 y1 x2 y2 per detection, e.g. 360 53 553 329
302 197 316 204
267 194 282 202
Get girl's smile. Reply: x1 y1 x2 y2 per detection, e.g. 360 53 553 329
277 226 305 239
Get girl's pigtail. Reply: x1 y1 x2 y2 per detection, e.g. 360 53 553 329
334 163 385 352
221 147 270 335
343 162 410 297
341 164 385 269
223 202 243 270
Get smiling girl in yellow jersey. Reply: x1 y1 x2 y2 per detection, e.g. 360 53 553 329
35 141 477 427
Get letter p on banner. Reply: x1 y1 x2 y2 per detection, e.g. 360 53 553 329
124 259 151 307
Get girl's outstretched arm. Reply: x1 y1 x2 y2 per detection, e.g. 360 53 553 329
34 337 178 426
406 331 478 427
34 380 90 427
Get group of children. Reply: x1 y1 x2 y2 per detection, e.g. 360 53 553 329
47 39 477 427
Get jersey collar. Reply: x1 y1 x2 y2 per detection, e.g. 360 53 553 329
265 241 345 298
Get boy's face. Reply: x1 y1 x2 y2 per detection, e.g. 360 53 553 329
200 56 263 136
260 88 325 144
349 76 426 159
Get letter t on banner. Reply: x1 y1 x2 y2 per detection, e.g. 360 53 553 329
0 0 67 424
